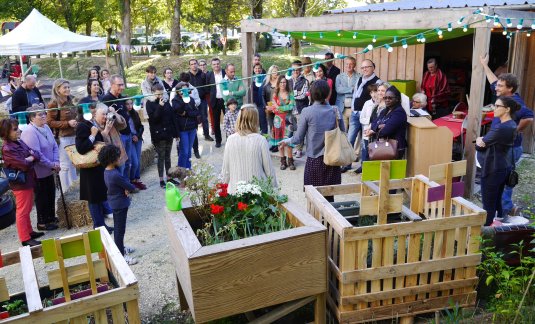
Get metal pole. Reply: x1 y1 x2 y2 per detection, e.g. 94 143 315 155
57 53 63 78
55 173 71 229
19 54 25 76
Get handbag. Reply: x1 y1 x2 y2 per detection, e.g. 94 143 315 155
368 137 398 161
324 107 356 166
64 141 106 169
2 168 26 184
505 132 519 187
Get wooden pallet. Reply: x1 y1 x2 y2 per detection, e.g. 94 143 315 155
0 228 140 324
305 160 485 323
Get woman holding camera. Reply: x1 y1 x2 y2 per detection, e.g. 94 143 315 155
172 81 199 170
1 118 44 246
476 96 519 226
146 83 177 188
75 103 125 232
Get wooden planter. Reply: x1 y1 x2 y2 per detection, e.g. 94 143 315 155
166 201 327 323
0 227 140 323
305 172 486 323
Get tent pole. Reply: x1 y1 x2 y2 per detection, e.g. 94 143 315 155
57 53 63 78
19 54 25 76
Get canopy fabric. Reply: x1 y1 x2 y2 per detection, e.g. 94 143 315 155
288 28 473 48
0 9 105 55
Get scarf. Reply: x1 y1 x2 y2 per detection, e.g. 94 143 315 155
355 73 377 98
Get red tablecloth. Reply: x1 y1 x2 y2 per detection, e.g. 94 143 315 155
433 113 494 139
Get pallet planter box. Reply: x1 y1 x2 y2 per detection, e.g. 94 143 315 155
304 161 486 323
0 227 140 323
166 201 328 323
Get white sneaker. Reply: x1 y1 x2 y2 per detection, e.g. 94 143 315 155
105 213 113 219
124 255 138 265
124 246 135 254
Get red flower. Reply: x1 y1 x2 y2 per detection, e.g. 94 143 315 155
216 183 229 197
218 189 228 198
216 183 228 190
237 202 248 211
211 204 224 215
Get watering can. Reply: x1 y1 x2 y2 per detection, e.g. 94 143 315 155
165 182 188 211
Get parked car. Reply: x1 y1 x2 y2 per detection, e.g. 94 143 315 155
269 32 290 47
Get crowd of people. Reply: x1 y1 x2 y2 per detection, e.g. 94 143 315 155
0 50 532 262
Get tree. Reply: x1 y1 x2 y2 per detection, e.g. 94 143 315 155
268 0 346 55
170 0 182 55
118 0 133 67
209 0 243 55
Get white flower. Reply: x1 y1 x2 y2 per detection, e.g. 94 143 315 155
234 182 262 197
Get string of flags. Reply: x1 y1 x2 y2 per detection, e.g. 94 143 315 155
9 7 534 127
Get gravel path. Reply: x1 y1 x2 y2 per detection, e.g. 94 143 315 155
0 129 360 322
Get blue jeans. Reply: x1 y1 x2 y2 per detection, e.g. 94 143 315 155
88 202 112 231
129 138 142 180
348 111 361 147
178 129 197 169
361 138 369 163
257 104 268 135
119 134 132 178
501 146 523 214
113 207 128 255
103 201 112 215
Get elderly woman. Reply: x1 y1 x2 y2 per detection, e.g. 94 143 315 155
46 79 78 191
365 86 408 159
476 96 519 225
280 80 345 202
221 105 277 193
75 104 125 233
412 93 428 110
1 119 44 246
20 105 60 231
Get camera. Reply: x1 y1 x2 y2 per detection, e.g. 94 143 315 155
106 112 116 122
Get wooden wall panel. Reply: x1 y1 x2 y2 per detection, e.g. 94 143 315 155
513 34 535 153
332 44 425 89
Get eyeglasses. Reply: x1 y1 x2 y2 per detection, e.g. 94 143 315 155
494 104 507 109
384 96 395 100
412 101 421 104
37 112 47 117
361 66 373 70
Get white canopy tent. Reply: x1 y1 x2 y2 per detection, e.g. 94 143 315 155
0 9 106 77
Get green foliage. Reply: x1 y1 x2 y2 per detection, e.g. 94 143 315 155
478 237 535 323
2 299 27 316
267 0 347 18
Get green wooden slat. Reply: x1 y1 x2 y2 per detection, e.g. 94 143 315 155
42 230 103 263
361 160 407 181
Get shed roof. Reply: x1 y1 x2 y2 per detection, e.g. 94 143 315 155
327 0 535 14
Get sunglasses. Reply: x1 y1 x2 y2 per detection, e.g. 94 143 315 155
384 96 395 100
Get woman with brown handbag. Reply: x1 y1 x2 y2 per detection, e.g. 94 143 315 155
365 86 407 160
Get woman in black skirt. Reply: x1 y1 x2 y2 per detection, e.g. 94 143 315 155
279 80 345 201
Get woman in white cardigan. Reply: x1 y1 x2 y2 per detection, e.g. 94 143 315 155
220 104 277 193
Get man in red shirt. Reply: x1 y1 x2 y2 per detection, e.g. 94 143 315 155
421 58 450 119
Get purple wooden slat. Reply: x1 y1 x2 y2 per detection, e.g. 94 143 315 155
427 182 465 203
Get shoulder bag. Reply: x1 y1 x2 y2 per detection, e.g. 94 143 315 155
505 132 519 187
64 141 106 169
368 137 398 161
324 106 356 166
2 168 26 184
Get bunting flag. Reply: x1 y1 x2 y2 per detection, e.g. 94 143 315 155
147 45 152 53
134 45 142 52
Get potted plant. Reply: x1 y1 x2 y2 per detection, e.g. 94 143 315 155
165 162 327 323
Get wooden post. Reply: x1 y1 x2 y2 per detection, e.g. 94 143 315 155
241 32 255 104
464 27 491 199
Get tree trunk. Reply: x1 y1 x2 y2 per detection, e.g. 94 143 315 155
291 0 307 56
252 0 263 52
85 20 92 57
222 25 228 56
119 0 133 67
170 0 181 56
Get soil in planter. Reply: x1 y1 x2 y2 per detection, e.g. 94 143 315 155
42 281 115 307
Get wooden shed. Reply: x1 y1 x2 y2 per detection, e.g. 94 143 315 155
241 0 535 197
